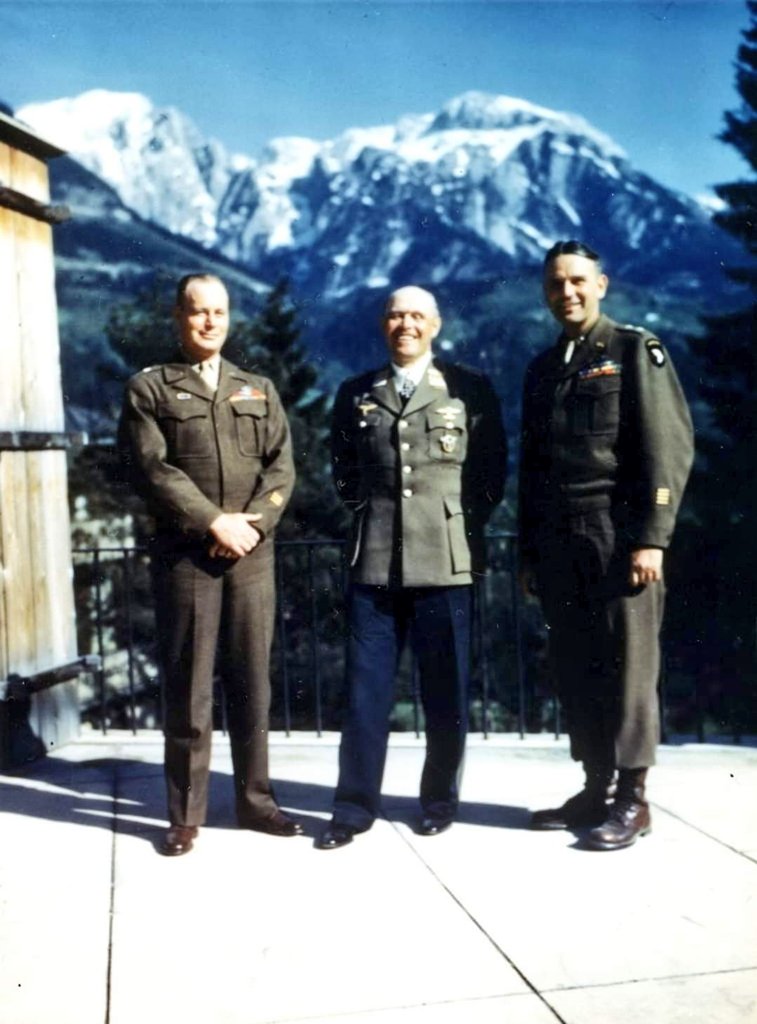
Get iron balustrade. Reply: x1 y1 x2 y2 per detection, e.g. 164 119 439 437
70 535 746 743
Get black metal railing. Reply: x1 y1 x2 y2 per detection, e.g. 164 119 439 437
71 535 747 743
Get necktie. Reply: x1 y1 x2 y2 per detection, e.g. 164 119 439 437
200 360 217 392
398 375 416 400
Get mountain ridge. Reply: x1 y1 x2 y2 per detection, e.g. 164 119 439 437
19 88 737 302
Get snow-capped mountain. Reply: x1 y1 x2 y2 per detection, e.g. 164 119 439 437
19 90 246 247
19 89 735 300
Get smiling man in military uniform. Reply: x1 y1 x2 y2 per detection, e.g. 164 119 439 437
519 241 694 850
119 273 301 856
317 285 507 849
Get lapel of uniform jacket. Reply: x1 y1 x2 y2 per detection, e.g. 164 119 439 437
216 359 252 405
402 360 448 416
368 365 402 415
162 362 212 401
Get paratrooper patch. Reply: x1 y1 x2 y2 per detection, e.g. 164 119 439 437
645 339 666 367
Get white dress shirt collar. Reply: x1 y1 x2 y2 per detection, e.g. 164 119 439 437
391 350 433 386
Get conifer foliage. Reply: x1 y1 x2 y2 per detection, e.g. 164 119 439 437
685 1 757 703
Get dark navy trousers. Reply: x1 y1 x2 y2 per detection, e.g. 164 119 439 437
333 583 472 830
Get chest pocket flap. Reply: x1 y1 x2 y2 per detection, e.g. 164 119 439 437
231 399 268 456
157 400 212 458
569 375 622 435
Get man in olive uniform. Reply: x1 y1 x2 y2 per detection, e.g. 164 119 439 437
317 286 507 849
519 241 694 850
119 273 301 856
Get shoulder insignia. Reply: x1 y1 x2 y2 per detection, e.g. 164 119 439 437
645 338 666 368
140 365 158 374
622 323 645 334
428 367 446 389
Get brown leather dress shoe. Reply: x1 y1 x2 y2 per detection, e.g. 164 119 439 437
242 811 304 837
586 767 651 850
160 825 198 857
586 799 651 850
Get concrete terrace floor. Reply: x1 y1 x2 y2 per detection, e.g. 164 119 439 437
1 731 755 1024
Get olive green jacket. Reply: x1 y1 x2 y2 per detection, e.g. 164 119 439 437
331 359 507 587
518 314 694 561
119 356 294 543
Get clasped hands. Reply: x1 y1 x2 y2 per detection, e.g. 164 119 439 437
208 512 262 559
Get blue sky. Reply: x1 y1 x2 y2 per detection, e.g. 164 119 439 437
0 1 750 199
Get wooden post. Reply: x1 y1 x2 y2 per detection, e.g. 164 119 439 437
0 112 80 767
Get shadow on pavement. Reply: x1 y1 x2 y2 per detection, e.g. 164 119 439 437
0 757 531 850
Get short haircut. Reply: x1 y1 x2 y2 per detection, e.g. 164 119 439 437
175 273 226 308
384 285 440 318
543 240 602 271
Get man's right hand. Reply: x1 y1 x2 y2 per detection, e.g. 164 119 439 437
208 513 263 559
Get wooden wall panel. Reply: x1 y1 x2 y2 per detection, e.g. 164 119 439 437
0 452 36 678
0 126 81 762
10 147 64 431
26 451 77 668
0 144 24 429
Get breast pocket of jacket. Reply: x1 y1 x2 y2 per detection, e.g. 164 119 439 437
567 376 621 436
426 405 468 462
231 401 267 457
157 403 213 458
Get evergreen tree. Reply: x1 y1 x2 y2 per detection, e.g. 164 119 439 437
225 278 346 540
684 1 757 717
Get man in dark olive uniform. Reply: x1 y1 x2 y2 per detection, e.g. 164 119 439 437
119 273 301 855
317 285 507 850
519 241 694 850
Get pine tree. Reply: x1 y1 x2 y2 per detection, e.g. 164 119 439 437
226 278 345 540
684 1 757 716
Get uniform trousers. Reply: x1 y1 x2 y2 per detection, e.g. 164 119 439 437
333 583 472 830
534 509 663 769
151 540 278 827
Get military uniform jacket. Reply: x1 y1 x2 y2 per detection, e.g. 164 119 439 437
518 314 694 563
331 358 507 587
119 356 294 542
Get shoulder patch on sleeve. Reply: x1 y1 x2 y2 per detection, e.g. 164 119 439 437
644 338 666 368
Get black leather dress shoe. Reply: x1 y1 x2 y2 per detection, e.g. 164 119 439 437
418 816 454 836
530 790 610 831
243 811 304 837
160 825 198 856
316 824 357 850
